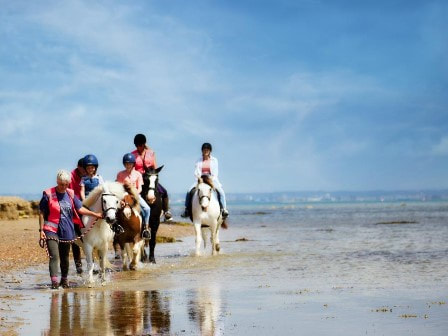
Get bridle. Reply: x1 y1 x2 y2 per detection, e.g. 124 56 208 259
198 185 212 211
101 193 119 216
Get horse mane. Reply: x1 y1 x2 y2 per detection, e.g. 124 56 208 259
121 182 140 212
83 185 104 207
199 175 214 189
82 181 129 208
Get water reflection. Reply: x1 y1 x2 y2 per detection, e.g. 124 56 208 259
44 290 171 335
187 284 224 336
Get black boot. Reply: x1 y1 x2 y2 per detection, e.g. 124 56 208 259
181 207 189 218
113 223 125 234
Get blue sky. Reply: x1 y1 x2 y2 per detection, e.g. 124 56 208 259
0 0 447 194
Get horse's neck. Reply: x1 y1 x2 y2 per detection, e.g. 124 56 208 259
83 195 102 229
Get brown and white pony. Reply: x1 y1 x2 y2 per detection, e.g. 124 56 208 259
113 184 144 271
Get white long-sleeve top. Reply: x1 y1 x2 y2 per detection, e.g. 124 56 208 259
193 155 222 188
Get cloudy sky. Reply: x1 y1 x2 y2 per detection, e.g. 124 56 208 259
1 0 447 194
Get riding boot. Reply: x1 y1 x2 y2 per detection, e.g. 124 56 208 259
181 188 195 218
113 223 125 234
162 196 172 221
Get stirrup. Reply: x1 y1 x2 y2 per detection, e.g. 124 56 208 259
142 229 151 240
114 224 125 234
164 210 173 221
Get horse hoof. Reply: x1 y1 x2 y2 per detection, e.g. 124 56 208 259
149 257 156 264
130 265 137 271
216 244 220 252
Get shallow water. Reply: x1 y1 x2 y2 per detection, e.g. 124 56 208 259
2 201 448 335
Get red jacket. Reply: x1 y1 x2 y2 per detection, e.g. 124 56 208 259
69 168 83 198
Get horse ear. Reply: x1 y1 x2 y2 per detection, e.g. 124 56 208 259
156 165 164 173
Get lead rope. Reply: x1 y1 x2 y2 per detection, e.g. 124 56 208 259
39 217 101 259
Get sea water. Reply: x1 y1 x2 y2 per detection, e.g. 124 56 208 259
5 201 448 335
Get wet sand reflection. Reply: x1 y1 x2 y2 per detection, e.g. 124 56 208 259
187 284 224 336
43 290 172 335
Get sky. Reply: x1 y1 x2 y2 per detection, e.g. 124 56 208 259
0 0 447 194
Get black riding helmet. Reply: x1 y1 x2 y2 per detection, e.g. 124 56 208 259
201 142 212 151
134 133 147 146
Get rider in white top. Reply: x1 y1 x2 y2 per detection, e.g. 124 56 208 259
181 143 228 218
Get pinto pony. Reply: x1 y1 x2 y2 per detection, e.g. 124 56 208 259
113 184 144 271
80 182 126 285
191 175 223 256
141 165 164 263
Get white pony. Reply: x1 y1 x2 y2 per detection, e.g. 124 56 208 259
80 182 126 286
192 176 223 256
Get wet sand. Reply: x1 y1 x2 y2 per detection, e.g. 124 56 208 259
1 203 447 335
0 217 193 335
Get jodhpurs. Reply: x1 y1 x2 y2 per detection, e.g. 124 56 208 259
215 185 227 209
157 183 170 212
47 239 71 279
139 195 151 226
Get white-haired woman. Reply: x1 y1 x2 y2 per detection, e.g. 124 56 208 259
38 170 102 289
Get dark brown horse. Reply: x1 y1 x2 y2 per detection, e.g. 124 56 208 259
141 165 164 263
113 184 143 271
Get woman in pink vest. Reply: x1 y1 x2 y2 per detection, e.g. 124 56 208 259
131 133 172 221
38 170 102 289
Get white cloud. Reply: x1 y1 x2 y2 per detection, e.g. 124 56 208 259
0 112 33 138
432 136 448 155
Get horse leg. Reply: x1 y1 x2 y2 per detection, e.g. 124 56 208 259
121 242 129 271
113 239 121 260
193 222 203 256
149 219 160 264
98 244 108 285
211 221 220 255
83 244 95 286
141 240 149 263
130 239 144 270
214 220 221 253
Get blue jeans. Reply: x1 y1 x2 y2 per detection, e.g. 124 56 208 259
139 195 150 226
215 185 227 209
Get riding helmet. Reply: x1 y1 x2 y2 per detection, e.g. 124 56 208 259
122 153 136 165
134 133 147 146
201 142 212 151
83 154 99 168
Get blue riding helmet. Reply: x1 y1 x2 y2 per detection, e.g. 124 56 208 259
83 154 99 168
122 153 136 165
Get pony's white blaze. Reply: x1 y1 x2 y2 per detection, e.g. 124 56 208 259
102 194 119 224
192 181 222 256
79 181 126 286
147 175 157 204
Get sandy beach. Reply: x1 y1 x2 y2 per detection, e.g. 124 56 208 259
0 216 194 335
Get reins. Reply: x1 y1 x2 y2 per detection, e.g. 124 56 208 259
39 192 120 259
